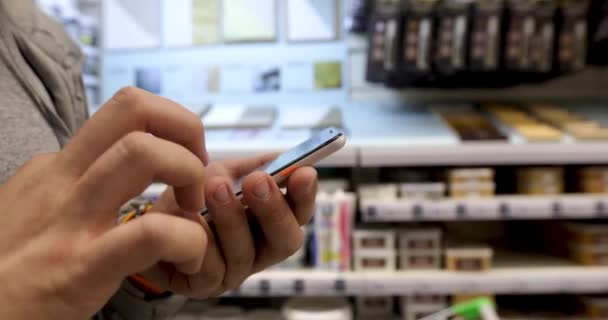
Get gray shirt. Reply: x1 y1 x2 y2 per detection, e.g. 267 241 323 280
0 1 186 318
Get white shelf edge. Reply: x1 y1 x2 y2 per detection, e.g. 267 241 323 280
359 142 608 167
361 194 608 222
226 267 608 296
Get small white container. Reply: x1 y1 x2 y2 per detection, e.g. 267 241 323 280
358 184 399 200
399 183 446 199
448 168 494 182
398 249 441 270
398 228 442 251
283 297 353 320
201 306 244 320
354 250 396 271
353 229 396 251
355 296 394 317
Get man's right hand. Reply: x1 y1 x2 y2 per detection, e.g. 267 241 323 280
0 87 209 319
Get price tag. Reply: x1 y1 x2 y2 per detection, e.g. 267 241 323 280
596 200 608 218
499 202 510 218
467 199 500 219
412 203 424 219
456 203 467 219
561 197 595 218
305 278 337 296
293 279 305 295
434 201 458 220
552 201 563 218
377 201 415 222
259 280 271 296
334 279 346 294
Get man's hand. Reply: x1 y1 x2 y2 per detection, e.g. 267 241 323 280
148 155 317 298
0 87 211 319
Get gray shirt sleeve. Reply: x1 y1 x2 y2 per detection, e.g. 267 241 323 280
0 1 190 319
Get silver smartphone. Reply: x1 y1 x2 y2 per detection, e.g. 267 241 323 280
201 127 346 215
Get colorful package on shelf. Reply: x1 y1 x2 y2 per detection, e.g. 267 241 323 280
311 191 356 271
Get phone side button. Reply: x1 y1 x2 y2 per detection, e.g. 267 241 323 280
280 166 299 178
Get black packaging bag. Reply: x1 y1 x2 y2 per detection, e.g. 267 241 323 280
557 0 590 72
468 0 506 87
388 0 439 88
365 0 403 83
587 0 608 66
350 0 375 34
432 0 474 88
503 0 558 85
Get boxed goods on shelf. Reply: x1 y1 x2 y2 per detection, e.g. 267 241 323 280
485 105 563 142
353 229 396 251
399 182 446 199
398 228 442 252
565 223 608 246
358 184 399 200
398 228 442 270
355 296 394 317
445 247 493 271
579 167 608 194
517 167 564 195
354 249 397 271
399 249 442 270
447 168 496 198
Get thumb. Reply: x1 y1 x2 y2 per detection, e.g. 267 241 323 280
81 213 207 286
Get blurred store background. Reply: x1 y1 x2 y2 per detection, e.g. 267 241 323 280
36 0 608 319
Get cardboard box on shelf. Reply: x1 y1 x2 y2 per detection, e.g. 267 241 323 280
353 229 396 251
445 247 493 271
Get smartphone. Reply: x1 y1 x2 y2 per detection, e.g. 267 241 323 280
201 127 346 215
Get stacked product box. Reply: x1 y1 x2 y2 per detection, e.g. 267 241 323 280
358 183 399 200
485 105 563 142
530 104 608 141
398 228 442 270
400 295 448 320
354 296 394 319
399 182 446 200
353 229 397 271
564 223 608 266
445 246 494 304
448 168 495 198
578 167 608 194
517 167 564 195
312 191 356 271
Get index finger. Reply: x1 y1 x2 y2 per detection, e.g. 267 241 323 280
60 87 208 175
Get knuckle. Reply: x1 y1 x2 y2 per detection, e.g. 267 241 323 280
138 215 167 247
117 132 151 161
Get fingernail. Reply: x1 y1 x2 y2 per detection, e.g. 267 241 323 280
253 177 271 200
214 184 230 205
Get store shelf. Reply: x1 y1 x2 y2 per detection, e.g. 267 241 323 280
361 194 608 222
227 266 608 297
358 141 608 167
